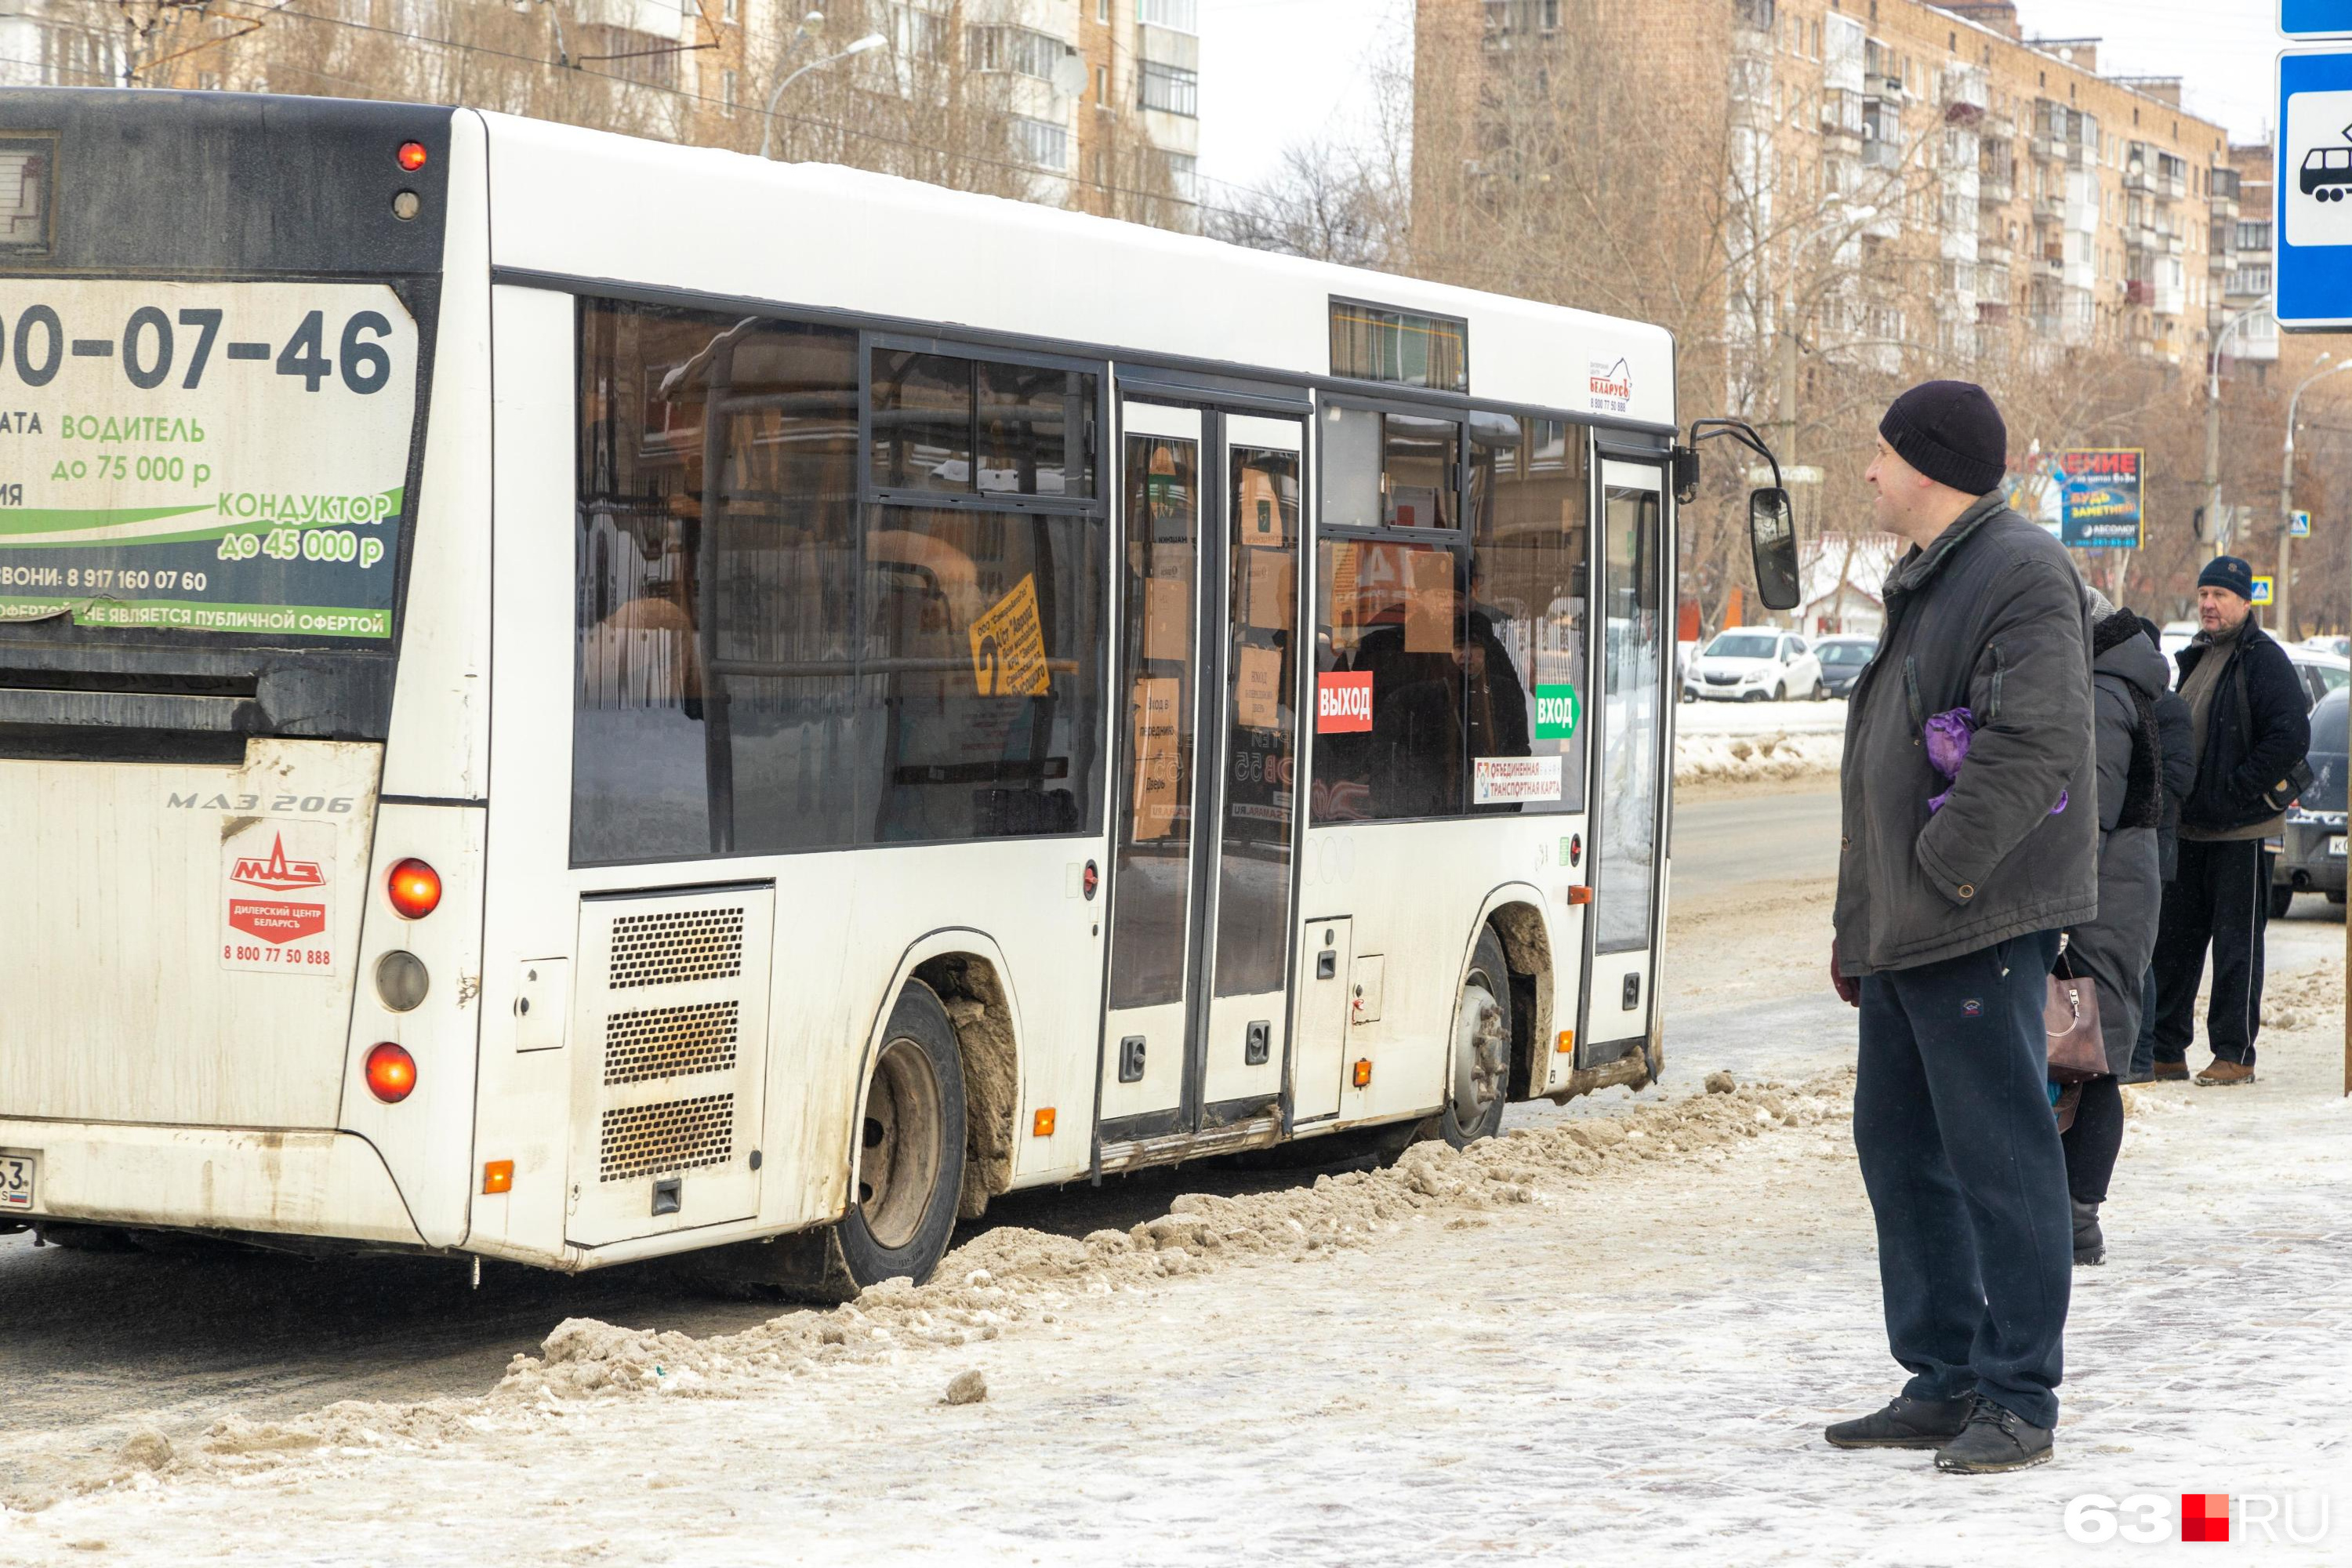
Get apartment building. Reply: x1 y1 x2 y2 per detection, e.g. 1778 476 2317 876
0 1 1199 227
1424 0 2238 369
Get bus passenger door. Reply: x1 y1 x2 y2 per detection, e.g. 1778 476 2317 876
1099 405 1305 1145
1578 459 1669 1066
1196 418 1305 1125
1100 405 1207 1139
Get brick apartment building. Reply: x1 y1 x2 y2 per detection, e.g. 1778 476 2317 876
0 0 1201 227
1421 0 2242 371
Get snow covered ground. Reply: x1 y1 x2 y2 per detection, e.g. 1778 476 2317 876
4 885 2343 1563
1677 696 1846 791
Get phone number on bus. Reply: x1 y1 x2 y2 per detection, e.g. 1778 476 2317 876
0 304 399 396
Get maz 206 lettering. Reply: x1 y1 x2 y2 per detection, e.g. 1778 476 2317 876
0 304 397 395
169 792 356 815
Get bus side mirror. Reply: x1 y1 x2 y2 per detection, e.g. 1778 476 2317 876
1749 488 1801 612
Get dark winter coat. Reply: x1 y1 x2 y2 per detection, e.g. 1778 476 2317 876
2176 622 2312 834
2152 688 2196 881
2067 612 2169 1076
1835 493 2099 976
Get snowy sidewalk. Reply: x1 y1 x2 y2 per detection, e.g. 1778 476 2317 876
8 1000 2345 1565
1676 697 1846 791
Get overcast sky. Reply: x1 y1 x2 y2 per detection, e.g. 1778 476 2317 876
1196 0 2282 204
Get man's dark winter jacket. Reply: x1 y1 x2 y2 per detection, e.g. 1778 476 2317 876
2174 622 2311 833
1835 493 2098 976
2151 687 2196 881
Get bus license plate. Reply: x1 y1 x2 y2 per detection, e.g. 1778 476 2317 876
0 1152 32 1212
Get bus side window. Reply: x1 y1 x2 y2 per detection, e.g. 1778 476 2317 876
1312 538 1466 822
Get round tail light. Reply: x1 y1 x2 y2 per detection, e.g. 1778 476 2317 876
365 1042 416 1103
387 858 441 920
396 140 429 172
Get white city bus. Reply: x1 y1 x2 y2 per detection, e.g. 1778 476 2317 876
0 92 1682 1291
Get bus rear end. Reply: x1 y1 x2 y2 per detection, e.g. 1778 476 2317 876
0 91 491 1252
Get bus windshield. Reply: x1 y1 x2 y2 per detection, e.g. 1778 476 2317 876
0 279 419 640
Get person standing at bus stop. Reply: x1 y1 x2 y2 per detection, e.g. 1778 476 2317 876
1822 381 2095 1474
2148 557 2310 1087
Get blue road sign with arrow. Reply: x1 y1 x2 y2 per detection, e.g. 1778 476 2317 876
2276 49 2352 329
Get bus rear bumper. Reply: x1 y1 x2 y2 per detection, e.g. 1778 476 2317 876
0 1119 424 1247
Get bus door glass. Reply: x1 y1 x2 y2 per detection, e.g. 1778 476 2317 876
1103 405 1207 1134
1102 405 1305 1141
1581 459 1668 1059
1199 416 1305 1122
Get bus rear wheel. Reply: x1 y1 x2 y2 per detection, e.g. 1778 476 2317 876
834 982 967 1290
1440 928 1513 1149
675 982 966 1302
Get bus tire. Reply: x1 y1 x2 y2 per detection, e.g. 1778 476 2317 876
833 981 968 1291
1440 928 1513 1149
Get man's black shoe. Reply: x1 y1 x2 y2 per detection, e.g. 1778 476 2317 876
1934 1399 2055 1473
1824 1394 1975 1450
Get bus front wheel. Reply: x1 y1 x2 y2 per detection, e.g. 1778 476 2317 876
1439 928 1513 1149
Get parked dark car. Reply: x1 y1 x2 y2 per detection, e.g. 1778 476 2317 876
2270 687 2349 916
1813 635 1876 699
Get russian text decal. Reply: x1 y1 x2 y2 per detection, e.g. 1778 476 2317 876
1316 671 1374 734
220 818 339 975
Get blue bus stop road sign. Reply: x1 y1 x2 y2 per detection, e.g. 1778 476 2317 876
2285 2 2352 38
2276 49 2352 329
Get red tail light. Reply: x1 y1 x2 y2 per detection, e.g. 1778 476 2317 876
387 858 441 920
365 1043 417 1104
397 140 429 172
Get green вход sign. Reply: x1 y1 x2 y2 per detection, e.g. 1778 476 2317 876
1534 683 1581 740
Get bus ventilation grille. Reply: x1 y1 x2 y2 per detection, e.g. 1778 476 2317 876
603 1000 741 1087
608 907 745 989
599 1093 735 1182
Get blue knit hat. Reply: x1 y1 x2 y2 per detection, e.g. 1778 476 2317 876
2198 556 2256 601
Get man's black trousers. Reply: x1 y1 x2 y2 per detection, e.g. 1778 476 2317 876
1855 931 2070 1431
2152 838 2271 1067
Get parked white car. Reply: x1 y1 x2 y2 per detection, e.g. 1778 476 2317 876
1682 629 1824 702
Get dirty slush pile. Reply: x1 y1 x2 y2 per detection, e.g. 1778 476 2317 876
52 1075 1856 1502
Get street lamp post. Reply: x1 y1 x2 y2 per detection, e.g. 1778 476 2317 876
2205 307 2264 564
2279 354 2350 640
760 30 887 161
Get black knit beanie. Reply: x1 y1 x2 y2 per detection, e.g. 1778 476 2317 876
2198 556 2255 601
1879 380 2009 496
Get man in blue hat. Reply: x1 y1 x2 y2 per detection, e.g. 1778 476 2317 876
2150 556 2311 1087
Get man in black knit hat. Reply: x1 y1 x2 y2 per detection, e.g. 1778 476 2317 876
2150 556 2310 1087
1822 380 2094 1474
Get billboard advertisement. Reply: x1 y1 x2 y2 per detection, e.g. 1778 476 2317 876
2029 448 2145 550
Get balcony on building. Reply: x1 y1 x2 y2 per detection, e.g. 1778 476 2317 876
1140 0 1200 33
1864 37 1903 103
2210 165 2242 222
1943 64 1989 125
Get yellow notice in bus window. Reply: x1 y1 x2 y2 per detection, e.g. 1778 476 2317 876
1404 550 1456 654
1132 675 1184 840
1244 548 1294 633
969 574 1051 697
1235 645 1284 730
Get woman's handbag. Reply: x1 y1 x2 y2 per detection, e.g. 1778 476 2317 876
2045 944 2107 1085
